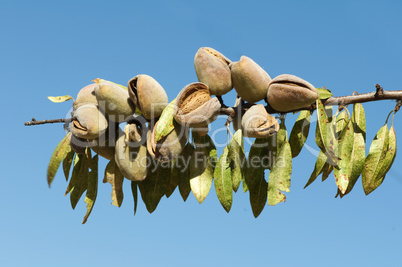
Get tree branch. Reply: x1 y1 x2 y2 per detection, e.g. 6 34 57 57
25 86 402 127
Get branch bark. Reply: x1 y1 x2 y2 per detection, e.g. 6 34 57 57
25 86 402 127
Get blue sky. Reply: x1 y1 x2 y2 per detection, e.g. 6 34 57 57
2 0 402 266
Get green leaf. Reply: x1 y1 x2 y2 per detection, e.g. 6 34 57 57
47 95 74 103
322 163 333 182
276 120 287 152
82 154 98 224
155 99 176 142
335 110 349 139
334 120 354 194
214 146 233 212
62 146 75 181
138 162 170 213
47 133 71 187
70 148 91 209
316 99 338 166
317 87 333 99
177 143 194 201
190 134 216 204
228 129 246 192
362 124 389 195
249 174 268 218
103 159 124 207
304 150 327 188
340 103 366 197
65 153 82 196
245 137 272 190
268 142 292 206
289 110 310 158
165 162 178 198
131 181 138 216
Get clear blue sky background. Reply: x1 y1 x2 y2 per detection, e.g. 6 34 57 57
1 0 402 266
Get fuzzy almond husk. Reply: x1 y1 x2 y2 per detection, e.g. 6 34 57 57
147 121 188 162
128 74 168 120
194 47 233 96
267 74 318 112
230 56 271 103
115 127 148 182
94 79 136 122
241 104 279 138
70 104 108 139
174 82 221 128
69 130 117 160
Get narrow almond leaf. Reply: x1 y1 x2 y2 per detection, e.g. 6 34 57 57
362 124 389 195
165 161 178 198
47 133 71 187
375 124 397 189
70 148 91 209
317 87 333 99
214 146 233 212
249 174 268 218
268 142 292 206
190 134 216 204
82 154 98 224
315 106 333 151
177 143 194 201
62 146 75 181
47 95 74 103
335 110 348 139
289 110 310 158
155 99 176 142
334 120 354 194
65 154 82 196
304 150 327 188
138 162 170 213
322 163 333 182
340 103 366 197
316 99 338 166
131 181 138 216
245 138 271 190
103 159 124 207
276 120 287 152
228 129 245 192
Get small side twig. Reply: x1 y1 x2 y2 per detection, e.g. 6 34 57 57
24 118 72 126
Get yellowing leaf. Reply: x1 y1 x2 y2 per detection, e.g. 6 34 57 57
362 124 389 195
155 99 176 142
375 123 397 189
268 142 292 206
47 133 71 187
47 95 74 103
316 99 338 166
82 154 98 224
289 110 310 158
190 135 216 204
317 87 333 99
92 78 127 90
304 150 327 188
214 146 232 212
103 159 124 207
334 120 354 194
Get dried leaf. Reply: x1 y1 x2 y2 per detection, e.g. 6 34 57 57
304 150 327 188
82 154 98 224
214 146 232 212
317 87 333 99
47 95 74 103
131 181 138 215
62 146 75 181
362 124 389 195
155 99 176 142
190 134 216 204
47 133 71 187
289 110 310 158
268 142 292 206
177 143 194 201
70 148 91 209
103 159 124 207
